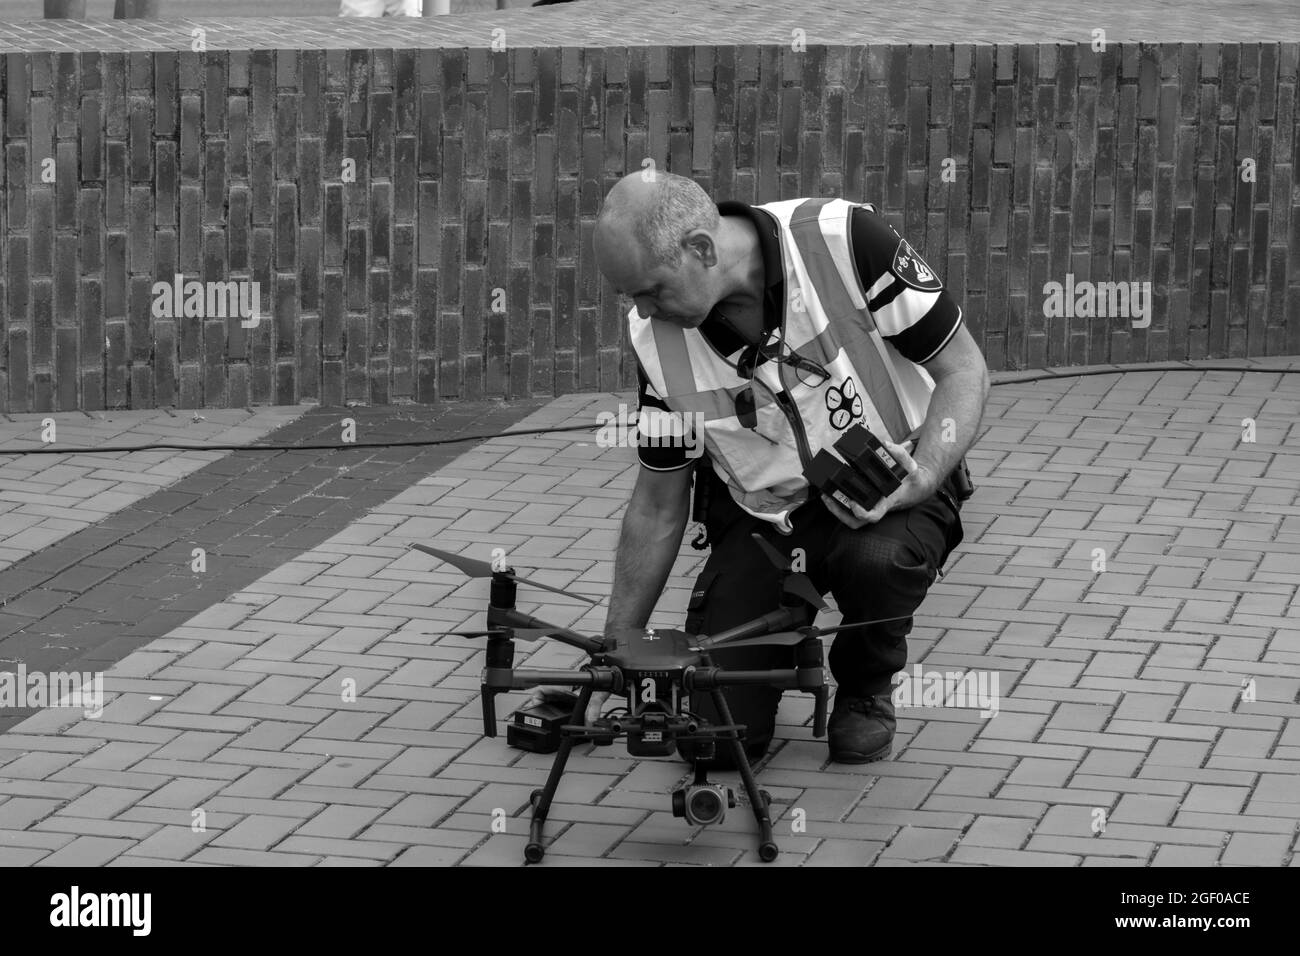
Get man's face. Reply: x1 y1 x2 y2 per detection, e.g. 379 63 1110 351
599 236 717 329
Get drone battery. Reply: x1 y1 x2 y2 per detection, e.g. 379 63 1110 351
506 693 578 754
805 449 884 512
834 425 909 499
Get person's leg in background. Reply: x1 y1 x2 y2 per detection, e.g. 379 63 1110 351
339 0 386 15
816 489 964 762
384 0 423 14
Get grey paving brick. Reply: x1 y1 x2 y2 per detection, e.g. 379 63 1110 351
190 847 322 866
295 805 385 840
275 836 402 861
1219 832 1289 866
0 752 82 780
115 806 242 830
376 794 462 828
34 816 161 840
1025 835 1155 858
209 815 304 852
0 847 51 865
359 824 482 849
0 778 90 800
35 836 136 866
1151 845 1222 866
122 826 220 861
278 785 404 809
138 777 229 809
0 828 77 850
880 826 962 861
390 845 472 866
0 797 62 829
950 845 1081 866
220 768 312 800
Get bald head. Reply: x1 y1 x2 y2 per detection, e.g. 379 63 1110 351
595 171 720 272
593 171 740 329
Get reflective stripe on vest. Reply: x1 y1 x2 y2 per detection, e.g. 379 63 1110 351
630 198 935 533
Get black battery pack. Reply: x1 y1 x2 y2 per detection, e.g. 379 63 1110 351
806 448 884 512
834 425 909 499
506 692 579 754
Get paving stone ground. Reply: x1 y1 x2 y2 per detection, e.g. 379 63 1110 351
0 400 546 732
0 407 306 570
0 357 1298 867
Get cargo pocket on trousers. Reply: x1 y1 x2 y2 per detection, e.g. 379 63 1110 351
901 497 950 585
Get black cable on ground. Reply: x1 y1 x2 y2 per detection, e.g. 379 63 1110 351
0 363 1295 457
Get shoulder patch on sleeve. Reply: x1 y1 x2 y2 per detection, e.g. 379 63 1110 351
892 239 943 292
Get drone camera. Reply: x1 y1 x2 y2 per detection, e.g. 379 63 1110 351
672 784 736 826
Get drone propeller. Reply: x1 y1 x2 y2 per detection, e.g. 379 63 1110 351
436 627 571 643
696 629 807 650
701 615 918 651
410 543 597 604
750 534 828 611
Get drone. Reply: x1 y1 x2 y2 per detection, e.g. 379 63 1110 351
411 536 913 864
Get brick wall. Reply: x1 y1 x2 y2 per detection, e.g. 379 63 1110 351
0 14 1297 409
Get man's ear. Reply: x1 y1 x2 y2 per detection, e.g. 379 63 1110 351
684 229 718 267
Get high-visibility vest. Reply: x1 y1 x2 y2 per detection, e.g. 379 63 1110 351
630 198 938 534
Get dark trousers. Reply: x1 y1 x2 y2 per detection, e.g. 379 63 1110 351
682 465 965 757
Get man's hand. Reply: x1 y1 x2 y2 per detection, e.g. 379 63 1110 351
821 438 937 529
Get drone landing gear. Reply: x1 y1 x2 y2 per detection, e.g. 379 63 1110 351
522 686 780 864
524 686 592 864
708 688 779 863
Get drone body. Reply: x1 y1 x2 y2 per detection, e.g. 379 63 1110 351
412 537 911 864
600 627 694 712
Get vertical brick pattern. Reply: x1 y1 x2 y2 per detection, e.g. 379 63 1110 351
0 41 1297 411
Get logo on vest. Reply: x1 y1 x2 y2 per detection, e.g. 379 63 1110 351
892 240 942 292
825 377 864 431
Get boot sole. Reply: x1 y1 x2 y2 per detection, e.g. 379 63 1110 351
828 742 892 765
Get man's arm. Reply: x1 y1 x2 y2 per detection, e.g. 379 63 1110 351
910 321 990 493
604 462 694 632
821 207 991 526
528 461 692 722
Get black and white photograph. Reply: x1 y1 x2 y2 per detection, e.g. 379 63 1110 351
0 0 1294 932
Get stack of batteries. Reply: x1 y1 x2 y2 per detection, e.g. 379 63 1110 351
805 424 911 512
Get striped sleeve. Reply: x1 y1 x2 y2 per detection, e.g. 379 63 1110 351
635 363 693 471
850 204 963 365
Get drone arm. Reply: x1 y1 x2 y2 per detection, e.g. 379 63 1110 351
505 668 622 691
486 608 604 655
482 666 624 693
